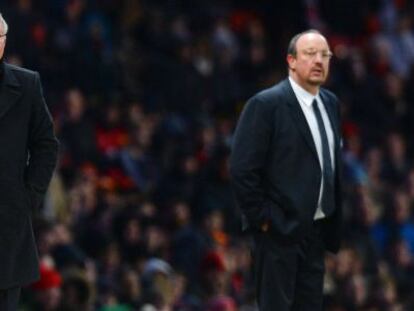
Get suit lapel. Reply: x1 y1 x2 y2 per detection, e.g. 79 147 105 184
319 90 340 152
283 79 320 165
0 63 21 119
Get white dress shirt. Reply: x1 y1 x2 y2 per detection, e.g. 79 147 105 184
288 76 335 220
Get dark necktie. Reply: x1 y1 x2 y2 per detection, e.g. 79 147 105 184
312 99 335 216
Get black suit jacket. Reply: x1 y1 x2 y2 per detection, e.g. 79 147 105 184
230 78 343 253
0 62 58 288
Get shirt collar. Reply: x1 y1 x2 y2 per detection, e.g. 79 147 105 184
288 76 319 107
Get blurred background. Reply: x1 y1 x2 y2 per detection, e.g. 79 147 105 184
2 0 414 310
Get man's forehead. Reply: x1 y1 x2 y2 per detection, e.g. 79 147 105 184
297 33 329 49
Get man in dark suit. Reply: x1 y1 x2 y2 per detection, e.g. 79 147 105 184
230 29 342 311
0 13 58 310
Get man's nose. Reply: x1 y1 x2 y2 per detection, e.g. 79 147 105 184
314 52 323 63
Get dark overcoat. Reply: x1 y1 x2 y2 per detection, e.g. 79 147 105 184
0 62 58 289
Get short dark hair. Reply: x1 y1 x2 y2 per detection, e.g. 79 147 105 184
287 29 322 57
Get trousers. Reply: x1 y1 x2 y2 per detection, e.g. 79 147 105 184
253 220 326 311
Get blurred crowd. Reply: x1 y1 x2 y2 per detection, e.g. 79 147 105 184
2 0 414 310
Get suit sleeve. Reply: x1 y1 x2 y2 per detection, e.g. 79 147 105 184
25 72 59 211
229 96 274 230
327 92 344 253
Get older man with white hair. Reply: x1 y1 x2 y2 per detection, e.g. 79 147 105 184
0 13 58 310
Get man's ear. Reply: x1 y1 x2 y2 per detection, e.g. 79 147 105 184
287 54 296 71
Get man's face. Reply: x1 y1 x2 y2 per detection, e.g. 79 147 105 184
287 33 332 89
0 22 6 60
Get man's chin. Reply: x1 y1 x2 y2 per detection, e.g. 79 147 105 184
308 77 326 86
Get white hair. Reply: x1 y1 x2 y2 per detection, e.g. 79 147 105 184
0 14 8 35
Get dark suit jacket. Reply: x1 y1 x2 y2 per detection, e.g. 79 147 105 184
230 78 343 253
0 62 58 289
